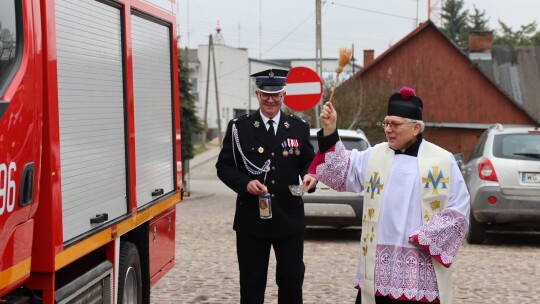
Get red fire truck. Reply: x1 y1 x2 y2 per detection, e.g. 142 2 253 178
0 0 183 302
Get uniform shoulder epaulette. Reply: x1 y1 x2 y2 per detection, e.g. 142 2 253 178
232 114 250 123
289 114 309 126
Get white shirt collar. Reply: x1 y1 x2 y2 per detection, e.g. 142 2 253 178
260 111 281 131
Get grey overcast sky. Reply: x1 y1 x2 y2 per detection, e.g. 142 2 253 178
176 0 539 60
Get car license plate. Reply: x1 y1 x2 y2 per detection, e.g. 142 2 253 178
522 172 540 183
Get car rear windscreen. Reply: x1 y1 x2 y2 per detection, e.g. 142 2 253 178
493 133 540 160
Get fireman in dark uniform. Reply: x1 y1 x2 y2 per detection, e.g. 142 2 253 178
216 68 318 304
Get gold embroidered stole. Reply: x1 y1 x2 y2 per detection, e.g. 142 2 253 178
419 142 453 304
360 142 452 304
360 143 393 304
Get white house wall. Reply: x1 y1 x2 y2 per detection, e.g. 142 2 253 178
196 45 250 132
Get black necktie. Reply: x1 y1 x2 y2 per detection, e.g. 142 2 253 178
268 119 276 140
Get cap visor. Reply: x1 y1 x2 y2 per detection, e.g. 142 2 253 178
259 85 285 93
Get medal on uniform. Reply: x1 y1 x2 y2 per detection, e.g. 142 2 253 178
258 146 264 153
294 139 300 155
287 138 294 155
281 142 289 157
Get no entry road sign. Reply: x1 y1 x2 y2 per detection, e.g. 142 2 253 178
284 67 322 111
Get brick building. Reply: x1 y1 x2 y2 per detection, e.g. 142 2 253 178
351 20 538 160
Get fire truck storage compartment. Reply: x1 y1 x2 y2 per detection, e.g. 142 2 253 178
149 208 176 284
55 0 128 242
131 13 174 208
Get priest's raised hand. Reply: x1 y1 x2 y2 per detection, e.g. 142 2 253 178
320 101 337 136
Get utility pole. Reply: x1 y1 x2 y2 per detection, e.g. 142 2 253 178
211 37 223 147
184 46 188 68
202 35 212 146
351 43 355 74
203 34 223 146
248 61 252 114
415 0 419 27
315 0 322 128
259 0 262 59
186 0 190 49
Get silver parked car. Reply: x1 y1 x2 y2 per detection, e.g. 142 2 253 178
303 129 371 228
463 124 540 244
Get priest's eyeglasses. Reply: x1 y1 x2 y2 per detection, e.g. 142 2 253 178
259 92 283 102
380 120 416 129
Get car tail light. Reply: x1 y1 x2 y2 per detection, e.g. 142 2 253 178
478 157 498 181
487 196 497 204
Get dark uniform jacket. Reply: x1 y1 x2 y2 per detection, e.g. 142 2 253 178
216 110 315 238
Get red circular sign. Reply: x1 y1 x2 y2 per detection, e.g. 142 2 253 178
284 67 323 111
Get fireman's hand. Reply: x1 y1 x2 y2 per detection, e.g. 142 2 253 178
302 175 317 191
247 180 268 196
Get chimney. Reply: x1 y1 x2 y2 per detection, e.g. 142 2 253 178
363 49 374 66
469 31 493 53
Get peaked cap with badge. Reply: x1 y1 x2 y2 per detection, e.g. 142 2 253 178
387 87 423 120
251 68 289 93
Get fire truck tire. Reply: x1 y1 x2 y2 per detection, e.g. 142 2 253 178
118 242 143 304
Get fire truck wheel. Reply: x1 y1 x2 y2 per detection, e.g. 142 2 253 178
118 242 143 304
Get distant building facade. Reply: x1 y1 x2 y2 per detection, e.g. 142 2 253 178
186 42 360 138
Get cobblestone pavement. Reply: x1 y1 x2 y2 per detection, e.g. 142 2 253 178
151 145 540 304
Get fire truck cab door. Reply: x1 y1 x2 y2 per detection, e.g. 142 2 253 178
0 0 41 292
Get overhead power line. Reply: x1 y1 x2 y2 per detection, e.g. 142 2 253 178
261 9 317 57
328 1 417 21
180 1 419 59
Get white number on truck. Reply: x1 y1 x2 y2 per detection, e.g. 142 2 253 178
0 162 17 215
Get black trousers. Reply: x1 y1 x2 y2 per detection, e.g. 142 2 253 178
355 291 427 304
236 232 305 304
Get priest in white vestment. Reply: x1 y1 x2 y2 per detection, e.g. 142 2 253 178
307 87 470 304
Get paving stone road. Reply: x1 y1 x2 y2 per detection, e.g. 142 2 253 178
151 144 540 304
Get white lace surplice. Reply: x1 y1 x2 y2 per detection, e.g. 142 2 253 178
308 141 469 302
